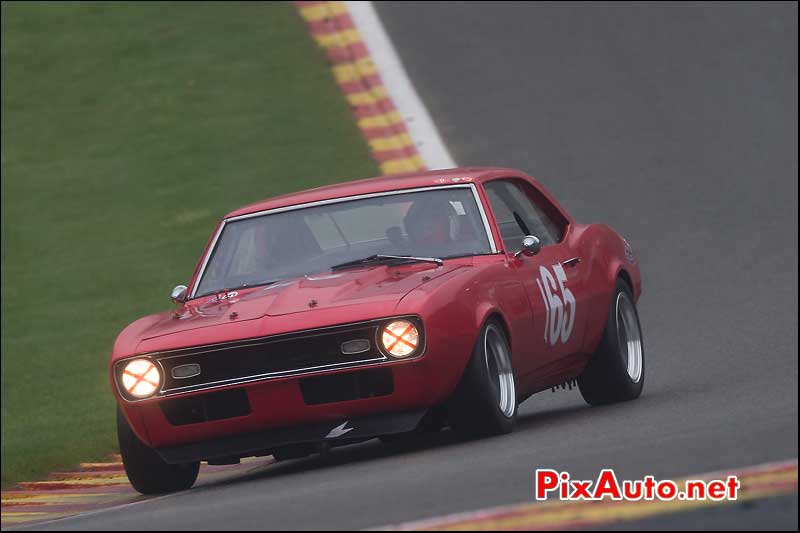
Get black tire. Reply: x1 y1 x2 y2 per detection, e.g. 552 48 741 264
446 319 517 437
117 407 199 494
578 278 645 405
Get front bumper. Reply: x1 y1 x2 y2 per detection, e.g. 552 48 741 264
156 408 427 464
120 349 469 453
117 314 479 455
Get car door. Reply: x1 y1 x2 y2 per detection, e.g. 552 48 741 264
483 178 589 374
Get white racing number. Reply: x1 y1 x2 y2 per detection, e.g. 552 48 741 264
535 264 576 346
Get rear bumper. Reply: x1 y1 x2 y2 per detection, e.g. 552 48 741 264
156 408 427 464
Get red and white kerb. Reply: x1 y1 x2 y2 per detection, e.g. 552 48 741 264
381 320 420 357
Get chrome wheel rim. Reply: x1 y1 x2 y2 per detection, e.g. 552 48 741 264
616 292 643 383
484 325 516 418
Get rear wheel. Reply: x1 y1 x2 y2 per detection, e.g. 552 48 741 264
447 320 517 437
578 278 645 405
117 407 199 494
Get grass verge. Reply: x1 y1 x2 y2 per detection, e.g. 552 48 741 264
1 0 377 487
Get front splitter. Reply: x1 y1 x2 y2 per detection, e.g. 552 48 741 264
156 409 428 464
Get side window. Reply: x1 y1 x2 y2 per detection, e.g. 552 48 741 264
484 184 526 250
511 180 565 244
484 179 565 251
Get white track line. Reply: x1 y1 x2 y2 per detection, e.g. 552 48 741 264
346 1 457 170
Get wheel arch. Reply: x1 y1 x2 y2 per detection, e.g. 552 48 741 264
485 311 512 353
616 267 634 293
472 302 513 354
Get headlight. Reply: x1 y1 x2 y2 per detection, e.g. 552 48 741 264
120 359 161 399
381 320 420 358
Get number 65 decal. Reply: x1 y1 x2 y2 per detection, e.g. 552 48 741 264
535 264 576 346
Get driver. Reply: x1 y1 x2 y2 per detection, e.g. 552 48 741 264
253 213 321 273
403 196 457 249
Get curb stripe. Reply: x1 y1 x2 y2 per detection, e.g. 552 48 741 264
346 88 389 107
17 481 129 490
381 156 426 175
1 456 273 528
312 28 361 48
50 471 127 480
344 1 456 169
298 1 348 22
332 58 377 83
295 1 425 175
359 111 405 130
77 462 125 472
378 459 798 531
2 493 121 504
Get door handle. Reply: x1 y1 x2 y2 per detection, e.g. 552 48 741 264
563 257 581 268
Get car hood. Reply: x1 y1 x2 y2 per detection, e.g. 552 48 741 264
138 263 467 341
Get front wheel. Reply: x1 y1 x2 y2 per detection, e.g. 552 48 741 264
447 320 517 437
578 278 645 405
117 407 199 494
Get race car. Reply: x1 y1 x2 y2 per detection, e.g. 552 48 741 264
111 167 644 494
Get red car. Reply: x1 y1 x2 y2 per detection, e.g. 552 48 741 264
111 167 644 494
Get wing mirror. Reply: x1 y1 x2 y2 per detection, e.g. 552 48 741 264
171 284 188 304
514 235 541 258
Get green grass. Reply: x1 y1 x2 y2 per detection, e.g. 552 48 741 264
1 1 377 487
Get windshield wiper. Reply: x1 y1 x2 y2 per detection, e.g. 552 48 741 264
195 279 281 299
330 254 443 271
441 252 497 260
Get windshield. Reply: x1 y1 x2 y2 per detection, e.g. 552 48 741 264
194 186 492 297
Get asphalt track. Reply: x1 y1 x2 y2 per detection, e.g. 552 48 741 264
32 2 797 530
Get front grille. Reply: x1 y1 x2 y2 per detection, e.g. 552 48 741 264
154 321 388 395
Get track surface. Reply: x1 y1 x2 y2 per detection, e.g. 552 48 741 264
33 3 797 530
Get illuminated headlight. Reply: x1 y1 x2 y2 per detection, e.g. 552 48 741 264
380 320 420 358
120 359 161 399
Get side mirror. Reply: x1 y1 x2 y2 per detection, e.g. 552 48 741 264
171 285 188 304
514 235 541 258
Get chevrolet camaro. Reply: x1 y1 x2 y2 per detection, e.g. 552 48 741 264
111 167 644 494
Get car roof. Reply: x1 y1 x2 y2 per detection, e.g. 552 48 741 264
224 167 521 219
